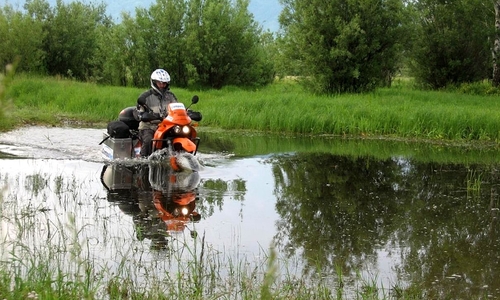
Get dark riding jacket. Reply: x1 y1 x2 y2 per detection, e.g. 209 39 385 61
136 89 178 131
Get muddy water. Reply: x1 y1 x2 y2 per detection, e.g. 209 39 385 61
1 126 500 298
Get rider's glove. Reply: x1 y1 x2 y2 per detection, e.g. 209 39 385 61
187 110 202 121
139 112 162 122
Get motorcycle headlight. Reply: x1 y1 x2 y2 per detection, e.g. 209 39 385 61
182 126 191 135
181 207 189 216
172 208 181 217
173 125 182 134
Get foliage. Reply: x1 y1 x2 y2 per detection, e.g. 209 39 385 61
93 16 135 86
2 0 500 93
445 80 500 96
149 0 190 87
408 0 494 89
25 0 111 81
0 72 4 123
0 0 274 89
0 2 45 74
185 0 274 88
0 70 5 126
103 0 192 88
277 0 407 94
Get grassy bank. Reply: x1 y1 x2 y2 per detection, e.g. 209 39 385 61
2 75 500 143
0 66 15 129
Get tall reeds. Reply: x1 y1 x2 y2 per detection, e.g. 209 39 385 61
0 64 15 129
3 75 500 143
0 159 430 299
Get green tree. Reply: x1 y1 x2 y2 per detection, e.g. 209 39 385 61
147 0 190 87
409 0 493 89
185 0 274 88
42 0 110 81
93 19 127 86
108 12 153 87
278 0 407 94
493 1 500 86
108 0 190 89
0 3 45 73
0 0 275 89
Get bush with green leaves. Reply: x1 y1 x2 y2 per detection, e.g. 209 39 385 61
0 0 274 89
408 0 493 89
278 0 407 94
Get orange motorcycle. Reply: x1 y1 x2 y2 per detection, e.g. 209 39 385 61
101 96 202 172
149 162 202 237
152 188 201 237
100 162 202 245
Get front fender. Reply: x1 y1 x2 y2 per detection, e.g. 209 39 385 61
173 137 197 153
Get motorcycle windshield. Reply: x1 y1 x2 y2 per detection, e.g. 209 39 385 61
165 103 191 125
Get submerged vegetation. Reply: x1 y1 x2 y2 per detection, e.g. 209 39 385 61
2 138 499 298
0 169 416 299
2 74 500 297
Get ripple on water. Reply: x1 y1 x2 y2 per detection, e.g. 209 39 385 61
0 126 106 161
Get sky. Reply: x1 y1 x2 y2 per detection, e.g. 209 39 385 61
248 0 282 32
2 0 282 32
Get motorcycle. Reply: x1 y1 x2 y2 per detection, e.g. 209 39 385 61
100 162 202 247
149 162 201 237
100 96 202 172
152 189 200 237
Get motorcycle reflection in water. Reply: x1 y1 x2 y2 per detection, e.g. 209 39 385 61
100 162 201 249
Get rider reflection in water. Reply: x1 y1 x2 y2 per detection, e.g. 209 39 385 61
135 188 201 250
136 69 178 157
101 163 202 251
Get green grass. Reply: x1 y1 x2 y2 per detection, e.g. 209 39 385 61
0 166 425 300
0 194 413 299
2 74 500 144
0 65 15 129
0 235 416 300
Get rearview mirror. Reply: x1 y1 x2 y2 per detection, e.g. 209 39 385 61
191 95 199 105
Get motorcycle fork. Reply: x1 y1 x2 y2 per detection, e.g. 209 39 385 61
192 137 201 155
166 140 181 171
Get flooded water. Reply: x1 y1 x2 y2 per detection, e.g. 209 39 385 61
1 126 500 298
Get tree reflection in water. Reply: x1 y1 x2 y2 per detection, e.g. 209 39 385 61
269 152 500 298
2 127 500 297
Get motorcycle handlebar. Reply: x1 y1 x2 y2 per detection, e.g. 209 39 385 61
139 112 162 122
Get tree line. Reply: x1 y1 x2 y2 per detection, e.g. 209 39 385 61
0 0 497 94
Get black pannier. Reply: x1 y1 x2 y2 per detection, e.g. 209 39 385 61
107 120 130 138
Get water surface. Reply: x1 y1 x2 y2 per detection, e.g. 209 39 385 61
1 126 500 298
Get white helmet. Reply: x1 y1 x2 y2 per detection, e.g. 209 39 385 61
150 69 171 93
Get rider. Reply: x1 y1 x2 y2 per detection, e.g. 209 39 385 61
136 69 178 157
